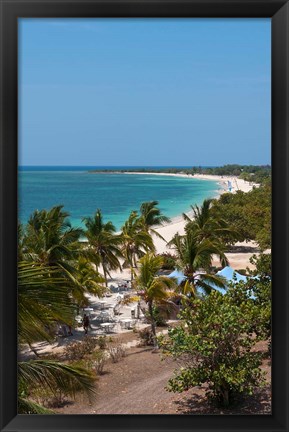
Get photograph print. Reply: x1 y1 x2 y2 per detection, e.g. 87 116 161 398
18 18 271 415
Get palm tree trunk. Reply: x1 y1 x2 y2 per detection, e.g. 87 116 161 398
148 301 158 348
130 266 134 282
129 254 134 282
102 264 108 287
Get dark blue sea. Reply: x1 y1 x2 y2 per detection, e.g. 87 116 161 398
18 166 219 230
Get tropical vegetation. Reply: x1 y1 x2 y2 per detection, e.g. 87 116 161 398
159 288 266 407
134 253 177 347
83 209 123 286
168 232 227 296
120 210 155 281
210 181 271 250
18 261 96 413
17 185 271 412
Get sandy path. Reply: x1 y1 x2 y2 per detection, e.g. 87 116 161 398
92 354 176 414
56 343 271 415
58 347 178 415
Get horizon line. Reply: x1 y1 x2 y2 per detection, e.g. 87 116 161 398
18 163 271 167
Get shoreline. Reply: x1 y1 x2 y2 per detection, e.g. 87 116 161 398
119 170 256 193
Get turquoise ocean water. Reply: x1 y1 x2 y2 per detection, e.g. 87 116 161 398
18 167 219 230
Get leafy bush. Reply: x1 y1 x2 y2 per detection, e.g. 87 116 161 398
138 327 155 346
108 342 126 363
64 336 99 361
247 253 271 340
96 335 108 350
160 290 266 407
92 350 107 374
210 182 271 249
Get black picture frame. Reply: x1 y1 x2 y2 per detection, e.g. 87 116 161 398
0 1 288 431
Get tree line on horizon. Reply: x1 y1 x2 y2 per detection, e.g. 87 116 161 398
89 164 271 185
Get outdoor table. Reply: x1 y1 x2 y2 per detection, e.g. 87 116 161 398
100 322 115 333
98 311 110 322
98 301 108 310
120 319 134 329
83 307 94 318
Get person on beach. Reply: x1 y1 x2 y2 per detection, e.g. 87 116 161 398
83 314 89 335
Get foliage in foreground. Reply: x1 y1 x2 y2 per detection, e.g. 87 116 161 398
18 262 97 414
159 289 267 407
18 360 96 413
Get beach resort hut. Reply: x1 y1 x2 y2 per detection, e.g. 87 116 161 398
216 266 247 283
167 269 187 285
199 266 248 296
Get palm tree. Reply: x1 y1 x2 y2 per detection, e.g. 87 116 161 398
18 261 96 413
135 253 177 347
121 211 155 281
22 206 94 306
139 200 171 241
74 256 106 306
23 205 83 271
82 209 123 287
183 198 240 245
168 232 227 296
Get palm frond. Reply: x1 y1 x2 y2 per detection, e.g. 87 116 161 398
19 360 96 401
18 397 55 414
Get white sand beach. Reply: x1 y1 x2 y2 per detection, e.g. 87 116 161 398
122 171 255 194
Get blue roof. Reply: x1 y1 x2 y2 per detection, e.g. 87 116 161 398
216 266 247 283
168 266 253 298
168 269 186 284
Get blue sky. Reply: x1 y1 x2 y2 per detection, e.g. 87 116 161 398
19 18 271 166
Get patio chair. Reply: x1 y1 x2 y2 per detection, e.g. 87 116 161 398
113 303 121 316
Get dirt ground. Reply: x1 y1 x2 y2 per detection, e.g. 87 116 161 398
55 340 271 415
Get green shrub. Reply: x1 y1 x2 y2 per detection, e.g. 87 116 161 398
96 335 108 350
160 290 266 407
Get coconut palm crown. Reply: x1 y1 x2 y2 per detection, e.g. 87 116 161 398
139 200 171 241
121 211 155 281
83 209 123 286
23 205 83 268
168 232 228 296
183 198 240 245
